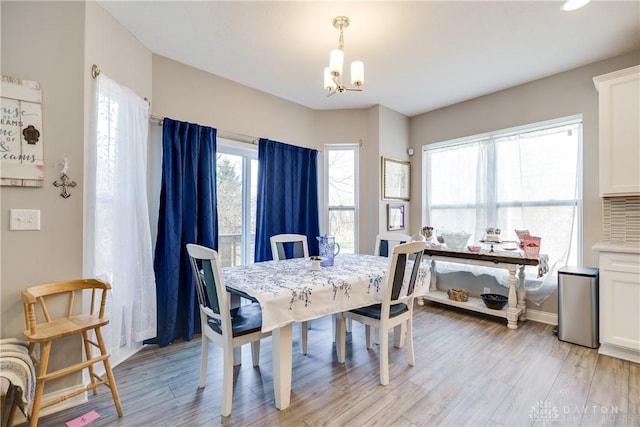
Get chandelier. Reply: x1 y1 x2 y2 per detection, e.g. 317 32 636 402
324 16 364 96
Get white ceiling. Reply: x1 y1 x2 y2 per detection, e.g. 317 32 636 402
97 1 640 117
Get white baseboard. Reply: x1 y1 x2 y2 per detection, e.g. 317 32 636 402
599 343 640 363
526 308 558 325
11 385 87 425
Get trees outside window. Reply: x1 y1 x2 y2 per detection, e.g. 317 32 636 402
325 144 359 253
216 141 258 266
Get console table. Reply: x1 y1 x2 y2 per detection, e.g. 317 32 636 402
418 248 540 329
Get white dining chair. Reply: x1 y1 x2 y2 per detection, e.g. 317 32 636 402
337 241 427 385
270 233 309 262
269 233 311 355
371 232 415 345
374 233 413 257
186 243 271 417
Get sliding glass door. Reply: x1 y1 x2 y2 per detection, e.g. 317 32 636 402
216 140 258 266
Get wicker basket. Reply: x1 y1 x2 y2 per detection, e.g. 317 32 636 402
447 288 469 302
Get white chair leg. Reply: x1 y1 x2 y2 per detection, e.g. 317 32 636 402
199 335 208 388
221 345 234 416
407 319 415 366
301 321 308 355
346 318 352 333
379 326 389 386
233 346 242 366
229 293 243 366
393 323 406 349
251 340 261 367
365 325 374 349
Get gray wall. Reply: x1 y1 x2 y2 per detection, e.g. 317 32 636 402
1 1 87 393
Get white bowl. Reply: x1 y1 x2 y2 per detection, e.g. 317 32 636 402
441 231 471 251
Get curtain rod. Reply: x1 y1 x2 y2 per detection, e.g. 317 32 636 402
149 114 259 146
92 65 322 149
91 65 256 145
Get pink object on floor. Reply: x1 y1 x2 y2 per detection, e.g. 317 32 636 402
65 410 101 427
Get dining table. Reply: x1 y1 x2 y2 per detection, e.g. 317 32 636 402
222 253 431 411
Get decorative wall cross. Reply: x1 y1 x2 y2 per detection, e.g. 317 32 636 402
53 174 76 198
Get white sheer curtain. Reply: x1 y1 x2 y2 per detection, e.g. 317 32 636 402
86 74 156 366
424 120 581 305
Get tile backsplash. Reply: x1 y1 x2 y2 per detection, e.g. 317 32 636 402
602 196 640 245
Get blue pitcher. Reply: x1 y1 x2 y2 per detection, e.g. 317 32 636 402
317 235 340 267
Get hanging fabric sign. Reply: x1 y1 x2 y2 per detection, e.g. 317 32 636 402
1 75 45 187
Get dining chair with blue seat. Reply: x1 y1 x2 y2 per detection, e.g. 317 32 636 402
186 243 271 417
337 240 427 385
269 233 311 355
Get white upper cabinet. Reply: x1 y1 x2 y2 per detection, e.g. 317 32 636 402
593 66 640 196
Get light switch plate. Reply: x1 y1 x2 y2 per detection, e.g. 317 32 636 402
483 287 491 294
9 209 41 230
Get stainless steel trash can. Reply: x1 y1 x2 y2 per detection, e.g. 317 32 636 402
558 266 599 348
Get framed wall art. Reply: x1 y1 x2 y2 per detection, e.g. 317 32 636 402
1 75 45 187
382 156 410 201
387 203 405 231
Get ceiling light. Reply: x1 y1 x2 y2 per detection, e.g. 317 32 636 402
561 0 591 11
324 16 364 96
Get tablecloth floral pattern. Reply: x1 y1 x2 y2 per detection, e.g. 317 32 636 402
223 253 431 333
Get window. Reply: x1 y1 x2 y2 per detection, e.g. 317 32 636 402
325 144 359 253
216 140 258 267
423 117 582 275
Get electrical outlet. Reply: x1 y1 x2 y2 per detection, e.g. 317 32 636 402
483 287 491 294
9 209 41 231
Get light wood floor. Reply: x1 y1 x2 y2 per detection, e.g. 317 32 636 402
31 302 639 427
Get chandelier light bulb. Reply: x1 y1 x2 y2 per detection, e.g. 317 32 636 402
351 61 364 86
324 67 337 90
329 49 344 77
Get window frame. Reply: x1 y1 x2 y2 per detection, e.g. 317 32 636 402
422 115 583 266
217 139 258 266
324 143 360 254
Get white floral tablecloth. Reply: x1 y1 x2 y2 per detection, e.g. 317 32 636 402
223 253 431 333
